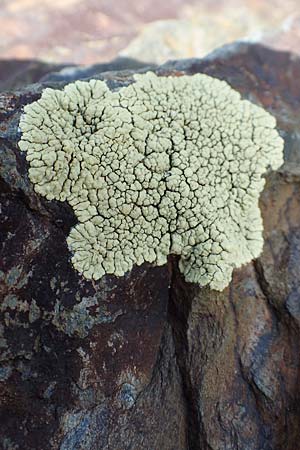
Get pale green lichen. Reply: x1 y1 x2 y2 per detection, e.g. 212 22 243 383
18 72 284 290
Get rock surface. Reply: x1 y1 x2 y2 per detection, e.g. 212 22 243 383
1 43 300 450
1 0 300 64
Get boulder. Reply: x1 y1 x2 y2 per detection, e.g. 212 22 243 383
1 43 300 449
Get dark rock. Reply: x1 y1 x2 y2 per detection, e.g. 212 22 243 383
1 43 300 450
0 59 66 91
39 56 155 84
0 57 153 92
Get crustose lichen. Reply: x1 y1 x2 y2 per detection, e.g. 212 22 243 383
18 72 284 290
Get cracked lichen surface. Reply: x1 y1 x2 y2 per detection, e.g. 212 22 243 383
18 72 283 290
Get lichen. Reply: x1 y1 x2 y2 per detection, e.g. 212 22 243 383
18 72 284 290
52 295 122 338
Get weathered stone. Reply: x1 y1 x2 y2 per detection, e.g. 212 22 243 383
0 59 66 91
1 43 300 449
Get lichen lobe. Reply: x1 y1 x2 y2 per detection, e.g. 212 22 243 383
18 72 284 290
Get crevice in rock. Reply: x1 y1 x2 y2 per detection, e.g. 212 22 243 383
253 259 285 327
167 256 209 450
253 258 300 450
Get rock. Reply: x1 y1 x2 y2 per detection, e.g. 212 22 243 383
1 0 299 65
0 57 153 92
1 43 300 450
119 3 300 64
0 59 66 91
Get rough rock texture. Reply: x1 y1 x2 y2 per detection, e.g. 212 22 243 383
1 43 300 449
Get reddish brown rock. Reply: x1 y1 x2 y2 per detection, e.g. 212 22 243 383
1 43 300 449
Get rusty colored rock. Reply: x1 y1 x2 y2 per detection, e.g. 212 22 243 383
1 43 300 449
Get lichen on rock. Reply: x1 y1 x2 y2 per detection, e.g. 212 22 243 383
18 72 283 290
